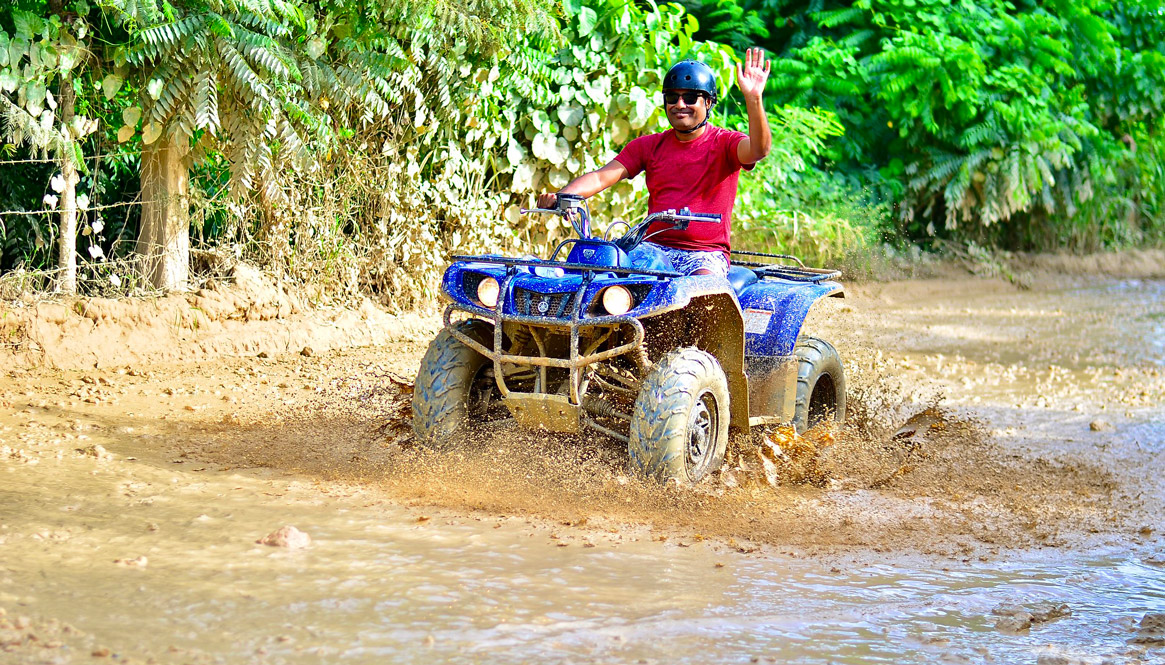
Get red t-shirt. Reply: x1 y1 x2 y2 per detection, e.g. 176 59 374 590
614 125 752 257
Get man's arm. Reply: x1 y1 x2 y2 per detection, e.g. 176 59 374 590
536 160 629 209
735 47 772 165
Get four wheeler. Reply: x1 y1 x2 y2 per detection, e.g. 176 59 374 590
411 194 846 484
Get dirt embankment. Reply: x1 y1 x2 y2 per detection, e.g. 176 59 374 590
3 249 1163 372
1013 249 1165 279
0 263 439 370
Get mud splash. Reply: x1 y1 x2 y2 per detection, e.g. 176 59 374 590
153 357 1122 558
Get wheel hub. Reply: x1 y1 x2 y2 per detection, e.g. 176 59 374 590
686 390 718 476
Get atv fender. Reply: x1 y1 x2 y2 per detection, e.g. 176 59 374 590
739 280 844 357
638 276 749 432
737 279 844 425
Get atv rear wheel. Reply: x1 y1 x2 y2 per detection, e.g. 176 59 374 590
792 337 846 433
628 348 730 484
411 320 498 448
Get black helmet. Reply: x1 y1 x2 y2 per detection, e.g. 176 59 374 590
663 60 718 102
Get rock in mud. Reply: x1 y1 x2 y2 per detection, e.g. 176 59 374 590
257 525 311 549
1035 651 1108 665
114 556 148 567
993 602 1070 632
78 444 114 461
1029 601 1072 623
1130 612 1165 645
995 612 1034 633
300 346 314 357
1089 419 1113 432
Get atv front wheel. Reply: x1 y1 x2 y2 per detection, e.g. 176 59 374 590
792 337 846 433
628 348 730 484
411 320 497 448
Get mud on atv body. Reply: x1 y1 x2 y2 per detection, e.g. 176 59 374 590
412 197 845 484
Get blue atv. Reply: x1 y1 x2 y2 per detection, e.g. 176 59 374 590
411 194 846 484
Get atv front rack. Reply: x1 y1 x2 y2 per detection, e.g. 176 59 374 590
730 249 842 284
451 255 682 278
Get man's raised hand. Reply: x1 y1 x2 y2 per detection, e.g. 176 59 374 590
736 47 771 101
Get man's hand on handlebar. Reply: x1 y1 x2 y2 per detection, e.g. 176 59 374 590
536 192 558 209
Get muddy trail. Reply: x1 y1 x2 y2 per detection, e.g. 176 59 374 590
2 271 1164 663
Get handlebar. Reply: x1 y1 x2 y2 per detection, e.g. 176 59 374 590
522 193 592 238
518 199 720 253
519 207 565 216
642 208 722 229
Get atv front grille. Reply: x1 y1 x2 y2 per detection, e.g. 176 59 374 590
514 288 578 318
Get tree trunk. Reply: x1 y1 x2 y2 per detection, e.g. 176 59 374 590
56 75 78 295
138 136 190 291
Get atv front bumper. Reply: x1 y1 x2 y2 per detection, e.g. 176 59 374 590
443 303 646 408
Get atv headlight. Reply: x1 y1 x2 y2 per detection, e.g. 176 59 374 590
476 277 500 308
600 285 633 315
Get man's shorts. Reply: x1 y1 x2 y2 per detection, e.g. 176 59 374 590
627 241 730 278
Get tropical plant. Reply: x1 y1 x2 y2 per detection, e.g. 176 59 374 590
1 3 99 293
687 0 1165 248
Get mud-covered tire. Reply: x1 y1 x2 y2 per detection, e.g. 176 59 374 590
411 320 495 448
628 348 730 484
792 337 846 433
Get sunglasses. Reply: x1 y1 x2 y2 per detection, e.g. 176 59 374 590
663 91 707 105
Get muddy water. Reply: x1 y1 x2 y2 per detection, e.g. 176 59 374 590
2 275 1165 664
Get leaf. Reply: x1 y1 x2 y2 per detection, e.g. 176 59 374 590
117 125 135 143
549 136 571 166
306 38 325 60
611 118 630 144
0 69 15 93
102 74 123 100
146 78 163 100
511 159 538 192
51 173 65 193
578 7 598 37
557 104 584 127
25 79 47 111
142 122 162 145
69 114 96 139
9 37 25 69
122 106 142 126
13 11 43 40
506 138 525 166
58 43 79 72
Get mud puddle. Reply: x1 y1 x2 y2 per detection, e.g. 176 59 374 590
2 274 1164 663
1 443 1163 664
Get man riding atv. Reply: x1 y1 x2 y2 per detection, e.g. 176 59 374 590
537 48 773 278
412 47 846 486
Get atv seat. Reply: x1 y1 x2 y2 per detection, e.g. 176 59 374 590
727 265 758 295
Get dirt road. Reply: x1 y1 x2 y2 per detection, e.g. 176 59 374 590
1 269 1163 663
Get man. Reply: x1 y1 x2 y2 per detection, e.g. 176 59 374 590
537 48 772 277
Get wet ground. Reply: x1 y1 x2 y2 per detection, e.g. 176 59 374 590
1 274 1163 664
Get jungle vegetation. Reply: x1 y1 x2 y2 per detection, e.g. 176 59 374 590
0 0 1162 305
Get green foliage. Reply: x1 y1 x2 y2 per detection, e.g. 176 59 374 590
688 0 1165 248
6 0 1165 304
484 0 736 246
247 0 738 309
